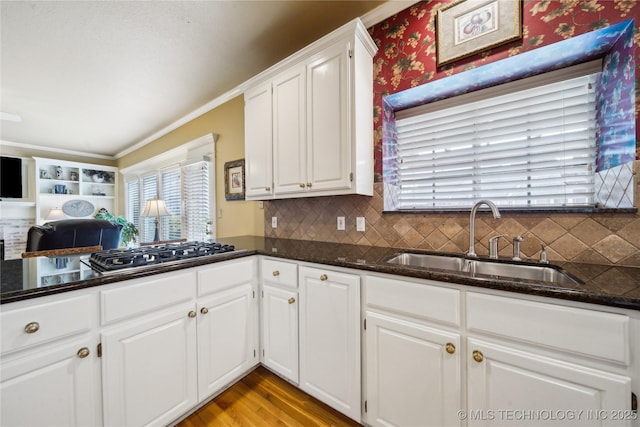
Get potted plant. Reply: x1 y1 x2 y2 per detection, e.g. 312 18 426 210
95 208 138 247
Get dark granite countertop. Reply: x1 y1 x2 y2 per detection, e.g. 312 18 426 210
2 236 639 311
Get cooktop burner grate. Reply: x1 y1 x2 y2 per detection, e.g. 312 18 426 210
87 241 241 273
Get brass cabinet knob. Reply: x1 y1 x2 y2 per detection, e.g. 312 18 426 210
445 342 456 354
200 307 209 315
272 270 280 277
288 297 296 304
24 322 40 334
299 183 305 188
265 187 271 192
320 274 328 281
306 183 312 188
472 350 484 363
188 311 197 318
77 347 90 359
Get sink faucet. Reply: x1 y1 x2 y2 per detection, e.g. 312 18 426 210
467 200 501 258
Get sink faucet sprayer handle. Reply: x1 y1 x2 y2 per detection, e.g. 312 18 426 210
512 236 524 261
488 234 507 259
539 244 549 264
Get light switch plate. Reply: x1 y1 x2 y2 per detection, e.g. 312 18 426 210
271 217 277 228
337 216 345 230
356 217 365 232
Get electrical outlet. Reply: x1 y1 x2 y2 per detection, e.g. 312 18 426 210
258 201 264 209
356 217 365 232
337 216 345 230
271 216 278 228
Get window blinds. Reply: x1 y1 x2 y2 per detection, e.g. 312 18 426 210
161 166 182 241
182 161 210 241
125 180 140 240
141 175 158 242
394 71 598 210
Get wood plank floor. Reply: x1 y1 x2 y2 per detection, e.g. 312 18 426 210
175 366 362 427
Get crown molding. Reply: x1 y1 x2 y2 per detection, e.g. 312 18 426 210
0 139 116 161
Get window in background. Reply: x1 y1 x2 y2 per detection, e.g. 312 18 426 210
141 174 159 241
160 166 182 241
183 161 210 241
122 134 216 243
391 62 599 211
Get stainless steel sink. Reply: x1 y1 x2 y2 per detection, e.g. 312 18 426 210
386 252 581 286
385 253 465 271
469 259 580 286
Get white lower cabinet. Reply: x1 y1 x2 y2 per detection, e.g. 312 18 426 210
1 336 101 427
0 293 101 427
196 257 259 401
261 284 299 382
260 257 299 383
299 265 361 421
365 312 461 427
197 282 257 399
363 275 636 427
467 338 632 427
102 305 198 427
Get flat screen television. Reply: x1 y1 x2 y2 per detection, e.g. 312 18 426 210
0 156 23 199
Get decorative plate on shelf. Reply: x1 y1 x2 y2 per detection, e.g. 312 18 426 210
62 199 95 217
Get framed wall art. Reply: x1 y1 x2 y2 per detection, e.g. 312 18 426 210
224 159 245 201
436 0 522 67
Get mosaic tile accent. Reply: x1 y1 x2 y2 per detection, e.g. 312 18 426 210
595 162 634 208
264 161 640 267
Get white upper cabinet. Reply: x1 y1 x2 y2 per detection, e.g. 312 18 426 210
244 18 377 200
244 83 274 199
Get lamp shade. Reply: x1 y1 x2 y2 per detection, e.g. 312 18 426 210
46 207 66 221
141 198 172 217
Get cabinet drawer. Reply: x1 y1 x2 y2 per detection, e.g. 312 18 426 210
366 276 460 327
101 271 196 325
197 258 256 296
1 295 92 355
466 292 630 365
261 258 298 288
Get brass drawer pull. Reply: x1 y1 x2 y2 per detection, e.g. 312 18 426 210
445 342 456 354
265 187 271 192
320 274 328 281
272 270 280 277
299 183 305 188
306 182 312 188
24 322 40 334
288 297 296 304
77 347 90 359
200 307 209 315
472 350 484 363
188 311 197 318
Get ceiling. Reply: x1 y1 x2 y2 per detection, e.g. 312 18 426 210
1 1 404 159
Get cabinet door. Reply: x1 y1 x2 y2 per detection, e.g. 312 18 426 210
102 306 198 427
467 338 632 427
365 312 461 427
1 338 100 427
197 282 258 401
262 284 299 383
244 83 273 199
273 65 306 195
299 266 360 420
306 40 351 192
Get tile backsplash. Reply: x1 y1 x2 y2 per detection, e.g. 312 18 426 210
264 161 640 266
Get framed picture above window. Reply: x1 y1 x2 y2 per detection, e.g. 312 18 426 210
436 0 522 67
224 159 245 201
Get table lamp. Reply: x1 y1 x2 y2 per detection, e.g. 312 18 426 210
141 197 172 242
